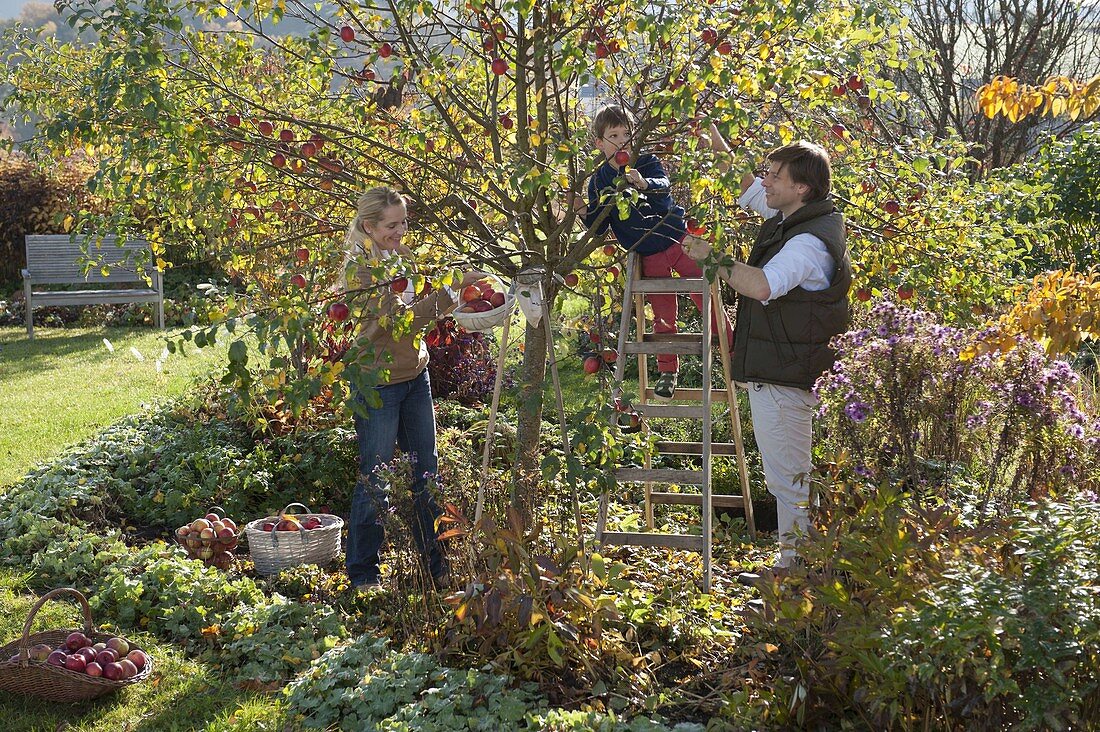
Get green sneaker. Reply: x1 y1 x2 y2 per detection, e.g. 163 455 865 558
653 372 677 402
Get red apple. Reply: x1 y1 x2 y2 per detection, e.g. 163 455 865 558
589 331 600 344
491 58 508 75
291 274 307 289
225 113 241 128
857 94 872 109
717 40 732 55
175 526 190 540
103 661 124 681
831 123 847 139
856 288 872 302
499 114 514 130
327 302 350 322
883 199 901 215
211 551 234 570
608 266 620 278
92 643 106 653
614 149 630 166
391 277 409 294
96 649 118 666
205 512 220 522
85 661 103 677
279 128 294 142
77 647 98 663
832 84 846 96
686 218 706 236
261 521 276 532
462 285 482 302
66 632 90 651
595 42 609 59
378 42 393 58
603 244 617 256
489 291 506 308
222 518 236 530
275 519 301 531
190 518 212 532
258 120 273 136
46 651 67 667
583 356 602 374
199 527 216 540
340 25 355 42
847 74 864 91
299 142 316 158
564 273 579 287
701 28 718 45
65 655 86 672
897 285 914 300
271 152 287 169
468 299 494 313
126 650 149 671
602 348 617 363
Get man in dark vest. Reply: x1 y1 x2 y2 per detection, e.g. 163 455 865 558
688 127 852 574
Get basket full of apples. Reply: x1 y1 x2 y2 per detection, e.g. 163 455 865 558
0 588 153 702
174 506 240 569
244 502 344 575
450 273 515 333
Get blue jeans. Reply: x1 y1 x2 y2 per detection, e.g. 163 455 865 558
346 369 448 585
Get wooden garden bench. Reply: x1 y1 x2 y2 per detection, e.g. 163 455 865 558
21 234 164 339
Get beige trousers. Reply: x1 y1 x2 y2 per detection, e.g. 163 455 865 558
746 381 818 567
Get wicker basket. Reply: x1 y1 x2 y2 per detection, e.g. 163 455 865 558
0 588 153 702
451 273 515 333
244 503 344 575
174 505 241 565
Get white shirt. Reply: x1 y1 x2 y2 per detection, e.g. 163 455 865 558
738 178 834 303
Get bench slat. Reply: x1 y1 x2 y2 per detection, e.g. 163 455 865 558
28 289 161 307
25 235 153 284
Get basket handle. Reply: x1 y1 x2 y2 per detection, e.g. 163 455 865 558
281 502 311 516
18 587 94 662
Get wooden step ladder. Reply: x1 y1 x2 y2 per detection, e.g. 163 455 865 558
595 252 756 591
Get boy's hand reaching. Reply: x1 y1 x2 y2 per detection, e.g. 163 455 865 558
683 234 712 262
623 168 649 190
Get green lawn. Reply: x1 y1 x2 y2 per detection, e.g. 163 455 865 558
0 326 223 488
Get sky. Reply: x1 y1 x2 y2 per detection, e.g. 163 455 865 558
0 0 29 21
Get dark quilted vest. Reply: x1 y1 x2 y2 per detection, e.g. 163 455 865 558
730 199 852 390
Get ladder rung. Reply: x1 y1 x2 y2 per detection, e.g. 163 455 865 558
642 333 706 343
635 403 707 419
624 341 703 356
654 441 741 456
650 492 745 508
644 388 732 402
601 531 705 551
614 468 704 485
630 278 707 294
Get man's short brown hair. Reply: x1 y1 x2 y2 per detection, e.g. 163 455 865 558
768 141 832 202
591 104 635 140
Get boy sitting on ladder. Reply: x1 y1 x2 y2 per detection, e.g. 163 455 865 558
576 104 734 401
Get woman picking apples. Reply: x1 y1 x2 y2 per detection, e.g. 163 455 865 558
341 186 484 591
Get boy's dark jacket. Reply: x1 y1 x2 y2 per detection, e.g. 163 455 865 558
583 153 686 255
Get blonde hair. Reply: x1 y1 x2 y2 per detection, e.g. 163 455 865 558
342 186 406 290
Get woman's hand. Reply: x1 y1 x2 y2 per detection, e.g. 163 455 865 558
683 234 712 261
459 270 489 289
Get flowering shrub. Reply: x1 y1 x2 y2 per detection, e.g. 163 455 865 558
815 299 1100 512
426 317 498 404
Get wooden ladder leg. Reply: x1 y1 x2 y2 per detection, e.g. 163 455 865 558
474 314 511 530
701 284 713 593
635 265 654 529
612 254 637 388
712 283 755 540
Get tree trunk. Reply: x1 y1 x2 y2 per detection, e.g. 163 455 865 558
510 301 550 522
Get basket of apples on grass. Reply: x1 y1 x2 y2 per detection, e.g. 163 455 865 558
0 588 152 702
244 502 344 575
450 273 514 333
174 506 240 569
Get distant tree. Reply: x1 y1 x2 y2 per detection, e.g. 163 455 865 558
897 0 1100 173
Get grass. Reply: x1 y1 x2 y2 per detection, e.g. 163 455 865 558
0 571 285 732
0 326 223 488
